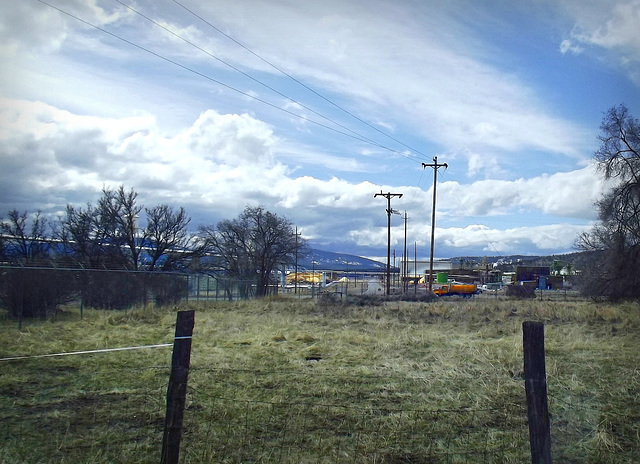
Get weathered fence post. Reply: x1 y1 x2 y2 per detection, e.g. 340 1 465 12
161 310 195 464
523 321 553 464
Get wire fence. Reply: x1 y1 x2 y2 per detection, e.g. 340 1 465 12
0 349 170 464
548 384 640 463
4 361 638 463
0 266 384 323
1 335 639 463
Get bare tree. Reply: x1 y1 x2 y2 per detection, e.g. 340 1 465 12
98 186 144 270
1 210 51 265
0 210 72 320
59 203 110 268
577 104 640 301
144 205 192 271
59 189 145 309
198 206 307 298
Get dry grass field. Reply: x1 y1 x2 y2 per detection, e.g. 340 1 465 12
1 295 638 463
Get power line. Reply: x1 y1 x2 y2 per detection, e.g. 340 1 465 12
112 0 402 155
170 0 431 162
36 0 413 157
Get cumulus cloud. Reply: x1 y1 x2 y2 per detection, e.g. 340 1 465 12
176 110 276 165
438 223 590 254
437 165 604 220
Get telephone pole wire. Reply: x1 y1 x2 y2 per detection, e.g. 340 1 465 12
422 157 448 293
374 190 403 296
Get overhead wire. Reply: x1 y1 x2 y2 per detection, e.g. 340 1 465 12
170 0 431 162
112 0 415 160
36 0 418 159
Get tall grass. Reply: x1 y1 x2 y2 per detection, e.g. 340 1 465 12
1 297 638 463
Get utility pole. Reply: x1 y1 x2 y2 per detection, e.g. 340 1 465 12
294 227 301 295
422 156 448 293
403 211 408 293
374 190 403 296
414 242 418 296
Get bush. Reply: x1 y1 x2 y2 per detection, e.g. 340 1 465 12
506 284 536 299
0 268 75 319
316 292 438 309
79 271 145 310
149 274 188 306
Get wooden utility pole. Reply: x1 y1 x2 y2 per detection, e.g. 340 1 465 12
414 242 417 295
374 191 403 296
422 157 448 293
403 211 408 293
294 227 301 295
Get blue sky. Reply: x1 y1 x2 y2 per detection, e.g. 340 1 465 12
1 0 639 262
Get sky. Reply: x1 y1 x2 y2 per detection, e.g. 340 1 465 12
1 0 639 262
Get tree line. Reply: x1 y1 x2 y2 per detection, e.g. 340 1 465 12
0 188 306 319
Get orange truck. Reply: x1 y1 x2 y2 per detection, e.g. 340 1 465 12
433 282 478 297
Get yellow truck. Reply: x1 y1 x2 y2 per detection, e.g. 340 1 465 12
433 282 478 297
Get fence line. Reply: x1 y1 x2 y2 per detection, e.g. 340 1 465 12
4 358 636 463
3 313 639 463
0 359 170 463
0 343 172 362
547 390 640 462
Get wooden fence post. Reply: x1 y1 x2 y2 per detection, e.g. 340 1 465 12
523 321 553 464
161 310 195 464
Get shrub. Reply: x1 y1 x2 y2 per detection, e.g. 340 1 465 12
506 284 536 299
149 274 188 306
79 271 145 310
0 268 75 319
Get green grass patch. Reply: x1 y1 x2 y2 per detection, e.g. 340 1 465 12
1 298 639 462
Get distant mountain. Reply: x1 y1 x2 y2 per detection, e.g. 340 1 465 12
297 249 394 273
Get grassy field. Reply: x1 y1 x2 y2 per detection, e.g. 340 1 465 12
1 296 639 463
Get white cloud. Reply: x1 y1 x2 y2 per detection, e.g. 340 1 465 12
438 223 591 254
572 1 640 50
438 165 604 220
1 0 598 160
167 0 593 159
0 1 129 57
0 97 603 255
559 0 640 83
176 110 276 165
560 39 584 55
